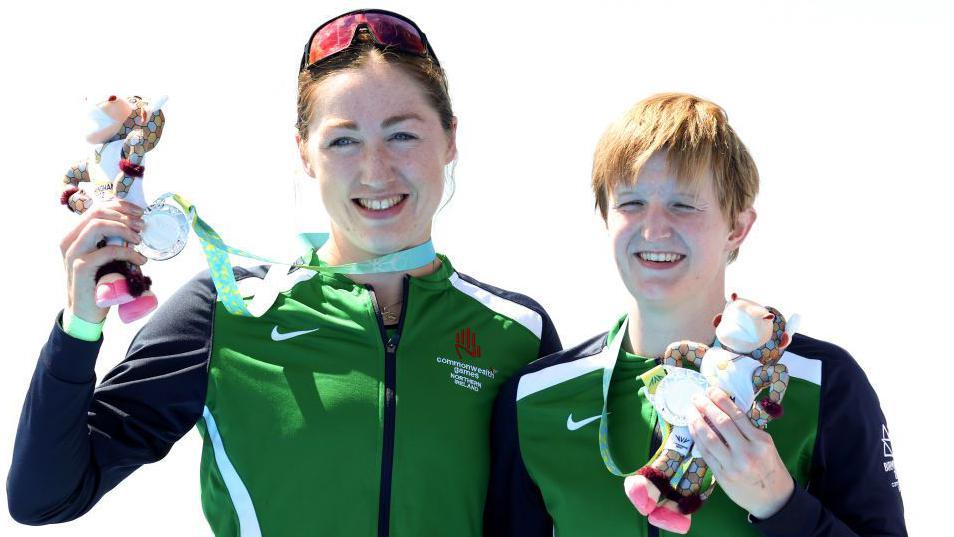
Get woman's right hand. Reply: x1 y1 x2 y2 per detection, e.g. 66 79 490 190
60 200 148 323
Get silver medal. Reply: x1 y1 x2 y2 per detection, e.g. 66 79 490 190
652 366 710 427
137 198 190 260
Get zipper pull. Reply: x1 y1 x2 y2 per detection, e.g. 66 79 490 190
386 334 400 353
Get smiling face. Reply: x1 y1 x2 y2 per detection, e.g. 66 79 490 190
606 151 755 308
298 58 456 260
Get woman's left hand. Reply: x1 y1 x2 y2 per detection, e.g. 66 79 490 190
688 387 794 520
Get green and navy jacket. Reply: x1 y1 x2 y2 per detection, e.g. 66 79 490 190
484 316 906 536
8 254 561 536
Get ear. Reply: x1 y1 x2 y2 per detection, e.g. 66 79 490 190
779 332 791 350
296 133 315 178
444 116 458 165
713 313 722 327
727 207 757 251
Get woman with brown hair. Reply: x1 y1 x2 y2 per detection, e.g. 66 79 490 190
8 9 560 536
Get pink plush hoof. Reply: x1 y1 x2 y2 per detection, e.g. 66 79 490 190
648 506 691 534
96 279 133 307
118 294 158 323
624 475 658 516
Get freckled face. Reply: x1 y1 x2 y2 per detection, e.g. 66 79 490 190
606 151 752 306
298 60 456 258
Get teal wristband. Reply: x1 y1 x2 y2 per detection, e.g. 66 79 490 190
62 309 104 342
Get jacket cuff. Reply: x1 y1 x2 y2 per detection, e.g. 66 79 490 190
749 484 821 536
44 311 103 384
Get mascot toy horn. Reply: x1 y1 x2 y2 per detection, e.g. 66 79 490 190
625 294 799 533
61 95 167 323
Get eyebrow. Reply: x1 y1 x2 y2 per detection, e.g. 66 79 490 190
675 190 702 198
324 113 425 132
613 186 702 199
325 119 358 130
382 113 424 128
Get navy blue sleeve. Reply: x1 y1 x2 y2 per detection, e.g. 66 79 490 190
6 271 219 525
537 309 562 359
753 342 907 536
483 374 552 536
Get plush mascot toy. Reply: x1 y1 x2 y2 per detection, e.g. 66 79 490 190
61 94 167 323
625 294 799 533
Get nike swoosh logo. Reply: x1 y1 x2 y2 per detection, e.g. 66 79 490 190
566 412 606 431
270 326 320 341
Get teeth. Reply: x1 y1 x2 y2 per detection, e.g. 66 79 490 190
639 252 684 262
357 195 404 211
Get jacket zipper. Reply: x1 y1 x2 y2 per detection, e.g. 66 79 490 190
368 276 411 537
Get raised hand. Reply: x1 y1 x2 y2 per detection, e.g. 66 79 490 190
61 200 146 323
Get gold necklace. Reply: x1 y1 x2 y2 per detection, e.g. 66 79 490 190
379 258 438 324
381 300 403 325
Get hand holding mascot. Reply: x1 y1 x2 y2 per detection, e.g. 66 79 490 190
625 294 798 533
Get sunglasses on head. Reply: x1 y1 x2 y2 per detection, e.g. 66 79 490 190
299 9 440 72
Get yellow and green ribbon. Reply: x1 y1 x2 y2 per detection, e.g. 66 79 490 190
161 193 436 317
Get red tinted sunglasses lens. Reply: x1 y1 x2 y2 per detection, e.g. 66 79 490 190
362 13 426 54
305 12 428 68
308 14 365 66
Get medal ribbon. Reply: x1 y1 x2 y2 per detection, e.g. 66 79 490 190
598 316 677 476
598 317 717 497
599 316 641 476
157 193 436 317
